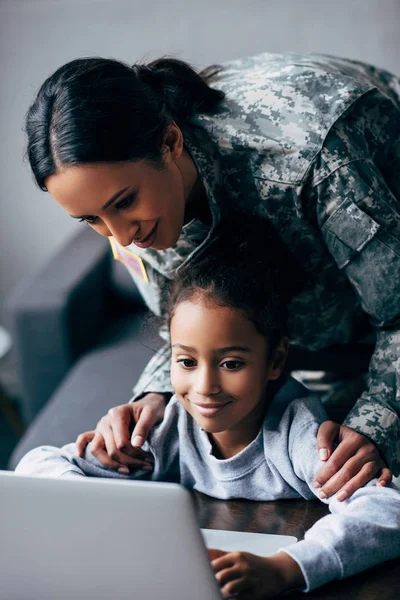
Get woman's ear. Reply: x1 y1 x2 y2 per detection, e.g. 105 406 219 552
267 336 289 381
163 122 184 162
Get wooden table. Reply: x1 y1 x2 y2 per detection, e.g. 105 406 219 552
193 492 400 599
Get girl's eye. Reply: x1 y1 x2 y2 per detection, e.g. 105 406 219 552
177 358 196 368
221 360 244 370
115 194 136 211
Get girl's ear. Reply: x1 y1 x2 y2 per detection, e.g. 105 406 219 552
267 336 289 381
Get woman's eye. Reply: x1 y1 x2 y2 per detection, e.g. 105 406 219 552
115 194 136 211
79 216 98 225
221 360 243 370
177 359 196 368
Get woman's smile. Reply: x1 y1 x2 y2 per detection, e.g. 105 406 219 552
133 221 159 249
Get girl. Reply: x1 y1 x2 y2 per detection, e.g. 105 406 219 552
16 218 400 599
25 51 400 497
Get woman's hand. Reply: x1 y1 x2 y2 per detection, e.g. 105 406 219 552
209 549 304 599
314 421 392 501
75 392 167 472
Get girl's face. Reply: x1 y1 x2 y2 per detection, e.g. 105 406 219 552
170 298 286 450
45 125 197 251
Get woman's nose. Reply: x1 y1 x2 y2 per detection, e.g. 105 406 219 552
193 367 221 396
107 218 138 248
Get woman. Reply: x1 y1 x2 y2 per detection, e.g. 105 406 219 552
25 51 400 500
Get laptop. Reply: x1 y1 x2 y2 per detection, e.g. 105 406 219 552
0 471 296 600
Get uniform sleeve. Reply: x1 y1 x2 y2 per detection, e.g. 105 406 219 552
130 324 175 401
112 254 175 401
283 407 400 592
310 91 400 473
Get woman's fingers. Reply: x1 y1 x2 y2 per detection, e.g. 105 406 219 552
377 467 392 487
105 405 135 450
76 397 165 471
314 438 356 489
130 405 161 448
333 463 388 502
316 420 340 462
75 431 96 457
318 455 384 501
130 393 167 447
88 433 128 472
314 425 391 499
98 419 153 470
103 405 153 460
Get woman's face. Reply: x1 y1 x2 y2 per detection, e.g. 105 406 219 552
45 125 197 250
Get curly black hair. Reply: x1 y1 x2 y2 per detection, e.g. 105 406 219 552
165 214 305 356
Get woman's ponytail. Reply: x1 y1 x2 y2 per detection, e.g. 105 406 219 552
25 56 225 189
134 58 225 121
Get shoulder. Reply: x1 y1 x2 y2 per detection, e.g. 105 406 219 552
262 378 327 486
194 52 375 184
266 376 328 433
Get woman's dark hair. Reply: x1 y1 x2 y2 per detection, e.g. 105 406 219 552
25 57 225 190
166 215 305 355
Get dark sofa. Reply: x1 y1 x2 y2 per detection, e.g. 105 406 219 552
7 227 160 468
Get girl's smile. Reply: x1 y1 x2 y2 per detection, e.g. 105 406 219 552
189 399 233 418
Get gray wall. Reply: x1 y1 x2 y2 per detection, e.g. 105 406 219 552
1 0 399 324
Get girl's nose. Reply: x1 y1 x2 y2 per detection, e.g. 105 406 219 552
193 367 221 396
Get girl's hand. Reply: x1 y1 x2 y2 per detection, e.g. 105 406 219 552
315 421 392 501
74 393 167 472
209 549 304 599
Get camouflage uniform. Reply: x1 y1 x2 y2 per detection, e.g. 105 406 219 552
117 52 400 473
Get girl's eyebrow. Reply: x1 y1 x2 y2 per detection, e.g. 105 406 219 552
172 344 251 353
172 344 197 352
70 186 131 219
217 346 251 353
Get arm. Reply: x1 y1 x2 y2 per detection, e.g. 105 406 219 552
285 407 400 592
210 398 400 597
15 399 182 481
14 443 105 479
14 433 154 479
14 442 153 480
286 482 400 591
311 91 400 476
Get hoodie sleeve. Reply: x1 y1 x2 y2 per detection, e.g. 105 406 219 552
281 398 400 592
14 398 182 483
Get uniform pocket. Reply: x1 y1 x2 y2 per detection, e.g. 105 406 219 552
321 200 381 268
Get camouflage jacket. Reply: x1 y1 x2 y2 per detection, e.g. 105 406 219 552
116 52 400 473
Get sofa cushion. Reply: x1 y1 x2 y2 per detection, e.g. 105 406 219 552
9 315 159 469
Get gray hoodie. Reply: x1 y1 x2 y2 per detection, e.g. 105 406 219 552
15 376 400 592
